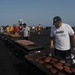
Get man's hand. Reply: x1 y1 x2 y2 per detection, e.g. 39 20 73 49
50 44 54 55
50 44 54 49
50 37 54 56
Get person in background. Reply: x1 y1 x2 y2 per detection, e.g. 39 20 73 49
37 24 41 35
50 16 75 63
32 25 35 32
9 26 14 34
18 19 24 26
0 26 4 33
19 25 23 31
5 25 10 33
5 25 14 33
21 23 30 40
13 24 20 33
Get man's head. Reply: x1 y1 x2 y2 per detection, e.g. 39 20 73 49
23 23 26 28
53 16 62 28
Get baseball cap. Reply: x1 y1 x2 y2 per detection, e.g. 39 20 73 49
53 16 62 25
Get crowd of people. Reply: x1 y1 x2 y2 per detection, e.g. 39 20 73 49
0 16 75 63
0 22 43 40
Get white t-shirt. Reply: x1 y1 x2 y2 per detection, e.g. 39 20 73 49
50 23 74 50
22 26 30 37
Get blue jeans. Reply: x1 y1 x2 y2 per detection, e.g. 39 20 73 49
55 48 72 63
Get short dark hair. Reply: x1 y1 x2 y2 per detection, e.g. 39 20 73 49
23 23 26 25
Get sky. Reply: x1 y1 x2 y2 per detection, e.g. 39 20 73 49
0 0 75 27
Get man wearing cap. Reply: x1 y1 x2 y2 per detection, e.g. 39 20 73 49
50 16 75 63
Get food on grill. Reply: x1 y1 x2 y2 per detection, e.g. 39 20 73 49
27 53 75 75
56 65 63 70
51 58 58 62
6 33 20 37
71 68 75 73
16 40 35 46
54 63 63 70
64 68 72 73
37 56 42 59
45 64 52 69
58 72 65 75
50 68 57 73
50 61 55 65
63 66 70 70
34 58 40 62
57 62 63 66
46 56 52 60
38 60 44 64
44 56 51 63
65 63 71 66
44 59 50 63
42 55 47 58
59 60 66 64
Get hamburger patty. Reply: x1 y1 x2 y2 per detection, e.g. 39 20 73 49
50 68 57 73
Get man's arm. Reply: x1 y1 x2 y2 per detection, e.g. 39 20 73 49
71 34 75 52
71 34 75 46
50 37 54 48
50 37 55 54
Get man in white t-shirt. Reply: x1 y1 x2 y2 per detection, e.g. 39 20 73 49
22 23 30 40
50 16 75 63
